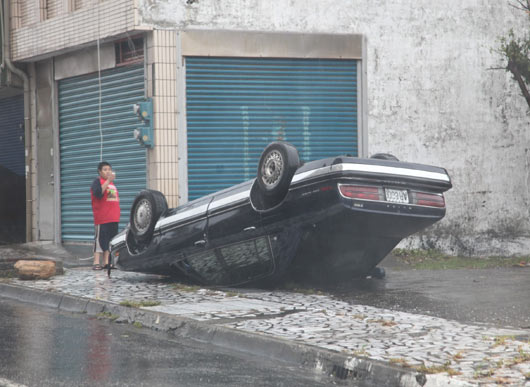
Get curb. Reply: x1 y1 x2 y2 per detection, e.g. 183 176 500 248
0 282 471 387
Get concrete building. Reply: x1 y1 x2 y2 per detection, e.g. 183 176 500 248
1 0 528 256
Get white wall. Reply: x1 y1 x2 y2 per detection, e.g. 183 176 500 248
138 0 530 256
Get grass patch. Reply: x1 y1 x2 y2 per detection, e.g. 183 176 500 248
171 283 201 292
120 300 161 308
508 348 530 366
281 282 325 295
133 321 143 328
390 358 461 376
493 335 515 347
493 377 513 384
97 312 119 321
445 368 462 376
352 346 369 357
389 358 412 368
472 357 504 379
414 361 461 375
393 249 530 270
474 368 496 379
367 318 397 327
293 287 324 295
0 270 17 279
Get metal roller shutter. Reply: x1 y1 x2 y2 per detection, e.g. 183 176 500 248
186 57 358 200
0 95 25 176
59 64 146 242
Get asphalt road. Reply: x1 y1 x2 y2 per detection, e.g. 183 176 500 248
331 261 530 330
0 297 348 387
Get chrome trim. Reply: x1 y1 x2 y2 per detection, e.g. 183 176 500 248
158 216 208 233
381 202 445 209
112 233 126 245
292 167 332 183
292 163 450 184
194 239 206 247
337 164 450 182
110 243 126 255
208 201 249 217
156 203 209 229
208 190 250 211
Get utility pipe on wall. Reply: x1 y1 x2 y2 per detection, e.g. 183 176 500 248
1 0 33 242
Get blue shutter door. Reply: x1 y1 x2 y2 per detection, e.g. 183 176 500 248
185 57 358 201
59 64 146 241
0 95 25 176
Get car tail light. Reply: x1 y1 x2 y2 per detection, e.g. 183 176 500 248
339 185 381 201
415 192 445 207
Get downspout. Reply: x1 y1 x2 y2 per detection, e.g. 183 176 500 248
1 0 33 242
0 1 3 69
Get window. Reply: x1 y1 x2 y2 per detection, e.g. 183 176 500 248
115 37 144 65
185 237 274 285
47 0 62 19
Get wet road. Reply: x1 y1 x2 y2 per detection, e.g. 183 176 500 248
332 261 530 330
0 297 345 387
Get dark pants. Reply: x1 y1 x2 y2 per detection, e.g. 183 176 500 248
93 222 119 252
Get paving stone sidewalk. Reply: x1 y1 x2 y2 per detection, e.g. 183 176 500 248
4 267 530 386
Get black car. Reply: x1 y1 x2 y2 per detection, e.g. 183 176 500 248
109 142 452 286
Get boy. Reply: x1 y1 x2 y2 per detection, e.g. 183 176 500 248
90 161 120 270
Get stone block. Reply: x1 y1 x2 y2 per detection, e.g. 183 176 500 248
14 260 56 280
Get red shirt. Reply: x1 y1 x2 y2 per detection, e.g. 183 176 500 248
90 177 120 225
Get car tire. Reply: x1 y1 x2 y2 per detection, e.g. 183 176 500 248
257 142 300 200
370 153 399 161
129 189 168 244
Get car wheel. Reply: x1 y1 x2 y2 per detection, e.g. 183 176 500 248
129 189 168 244
257 142 300 200
370 153 399 161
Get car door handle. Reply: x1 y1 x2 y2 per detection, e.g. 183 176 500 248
243 226 256 232
194 240 206 247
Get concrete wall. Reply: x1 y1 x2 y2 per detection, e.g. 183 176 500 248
136 0 530 256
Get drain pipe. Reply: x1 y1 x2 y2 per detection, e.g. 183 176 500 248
1 0 33 242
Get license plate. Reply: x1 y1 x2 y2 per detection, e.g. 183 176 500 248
385 188 409 204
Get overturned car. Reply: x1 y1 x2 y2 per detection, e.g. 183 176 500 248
109 142 452 286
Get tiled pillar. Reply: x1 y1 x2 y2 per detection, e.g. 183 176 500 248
11 0 22 29
147 30 179 208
